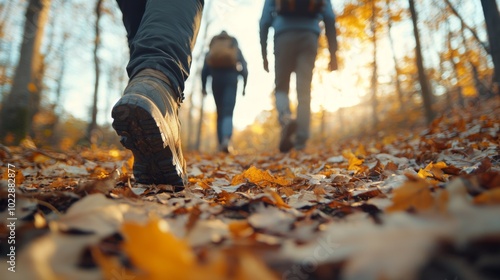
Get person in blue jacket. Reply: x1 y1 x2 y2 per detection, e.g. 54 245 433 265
260 0 338 152
201 31 248 153
111 0 203 188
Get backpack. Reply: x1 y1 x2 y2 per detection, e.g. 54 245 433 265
206 34 238 69
275 0 325 17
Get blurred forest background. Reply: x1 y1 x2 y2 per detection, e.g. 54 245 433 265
0 0 498 153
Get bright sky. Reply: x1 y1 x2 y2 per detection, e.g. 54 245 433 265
186 0 365 130
60 0 368 130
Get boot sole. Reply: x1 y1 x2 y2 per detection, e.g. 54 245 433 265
279 120 297 153
111 94 184 187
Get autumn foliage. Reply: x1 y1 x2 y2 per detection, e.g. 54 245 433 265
0 98 499 279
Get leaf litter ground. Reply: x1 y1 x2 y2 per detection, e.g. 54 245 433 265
1 98 499 280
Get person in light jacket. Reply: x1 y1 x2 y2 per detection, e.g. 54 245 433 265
260 0 338 152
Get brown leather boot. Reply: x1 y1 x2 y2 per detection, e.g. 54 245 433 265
111 69 186 188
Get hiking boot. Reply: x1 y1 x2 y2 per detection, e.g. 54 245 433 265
111 69 186 187
279 119 297 153
219 137 230 154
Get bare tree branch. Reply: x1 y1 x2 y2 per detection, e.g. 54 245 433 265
443 0 489 54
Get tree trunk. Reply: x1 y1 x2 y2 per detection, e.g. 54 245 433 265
0 0 15 101
480 0 500 95
446 24 464 108
370 0 379 128
86 0 104 142
194 94 205 151
54 35 68 113
386 0 405 112
408 0 435 124
459 22 491 98
0 0 51 144
189 0 213 151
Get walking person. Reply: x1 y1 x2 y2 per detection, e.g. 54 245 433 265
201 31 248 153
260 0 338 152
111 0 204 188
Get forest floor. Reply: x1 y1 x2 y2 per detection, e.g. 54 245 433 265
0 97 499 280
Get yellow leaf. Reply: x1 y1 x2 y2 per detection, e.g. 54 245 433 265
33 153 51 164
386 178 434 212
267 190 290 208
417 168 433 179
348 156 364 171
231 166 290 187
382 135 397 145
1 166 25 184
117 218 277 280
418 162 448 181
228 220 254 238
343 150 364 171
430 162 447 170
355 144 367 157
231 173 246 185
121 219 195 278
342 150 354 159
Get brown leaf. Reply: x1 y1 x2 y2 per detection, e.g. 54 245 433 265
441 165 462 175
263 191 290 209
474 157 492 174
280 187 295 197
385 161 399 172
228 220 254 239
368 160 384 177
473 189 500 205
387 177 434 213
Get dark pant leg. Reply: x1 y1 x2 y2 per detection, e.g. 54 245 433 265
212 71 238 144
115 0 146 48
274 32 297 125
121 0 204 99
295 32 318 147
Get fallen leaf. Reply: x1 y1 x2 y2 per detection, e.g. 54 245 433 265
386 177 434 213
231 166 291 187
122 218 210 279
473 188 500 205
228 220 254 239
51 194 127 235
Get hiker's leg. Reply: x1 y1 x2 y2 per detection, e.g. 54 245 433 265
212 71 238 144
295 31 318 150
212 78 225 145
218 72 239 141
274 32 297 126
126 0 204 98
115 0 146 49
112 0 204 186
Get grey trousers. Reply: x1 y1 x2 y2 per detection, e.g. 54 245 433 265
274 30 318 148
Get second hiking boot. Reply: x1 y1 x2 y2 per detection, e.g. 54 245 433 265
111 69 186 187
279 119 297 153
